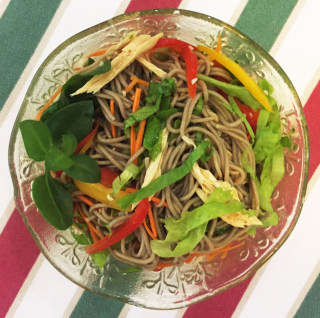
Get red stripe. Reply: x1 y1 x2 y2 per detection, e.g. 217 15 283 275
184 278 253 318
303 80 320 180
0 209 40 317
125 0 182 13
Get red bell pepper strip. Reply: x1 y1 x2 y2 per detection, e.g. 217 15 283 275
85 198 150 254
155 38 198 99
234 97 260 133
100 167 119 187
75 120 100 153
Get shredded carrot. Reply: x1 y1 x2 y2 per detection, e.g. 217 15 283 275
110 100 117 138
87 49 106 58
130 75 149 87
216 34 222 52
206 241 246 262
35 86 62 121
154 262 173 271
133 119 146 164
147 206 157 239
76 195 94 207
76 203 104 241
130 88 142 157
124 77 138 93
143 219 157 240
74 67 82 71
125 188 168 207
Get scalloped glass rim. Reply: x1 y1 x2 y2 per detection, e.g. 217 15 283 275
9 9 309 309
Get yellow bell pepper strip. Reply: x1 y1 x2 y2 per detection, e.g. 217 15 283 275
85 198 150 254
197 44 273 112
73 178 132 212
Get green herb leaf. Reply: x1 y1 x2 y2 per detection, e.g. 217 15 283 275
32 171 73 230
19 120 53 161
112 163 143 197
60 134 78 156
124 105 159 130
198 73 260 110
83 59 111 76
116 141 210 209
45 147 73 171
71 229 92 245
143 116 162 150
90 249 110 270
87 57 95 66
156 108 179 119
46 100 94 144
65 153 100 183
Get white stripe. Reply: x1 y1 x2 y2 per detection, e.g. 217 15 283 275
120 307 181 318
271 0 320 100
237 176 320 318
62 287 84 318
12 258 80 318
0 198 15 234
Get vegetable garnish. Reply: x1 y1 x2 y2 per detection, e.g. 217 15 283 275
125 188 168 207
73 178 132 212
197 45 273 112
130 88 142 157
86 199 150 254
116 141 211 210
110 100 117 139
155 38 198 98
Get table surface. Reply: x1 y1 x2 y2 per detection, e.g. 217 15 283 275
1 0 320 317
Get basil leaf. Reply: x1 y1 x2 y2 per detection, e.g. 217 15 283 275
90 249 110 270
32 171 73 230
40 101 62 124
71 230 92 245
19 120 53 161
46 100 94 144
198 73 260 110
117 141 210 209
124 105 159 130
45 147 73 171
143 116 162 150
87 57 95 66
65 153 100 183
60 134 78 156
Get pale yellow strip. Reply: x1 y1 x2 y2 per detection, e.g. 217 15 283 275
288 259 320 317
62 287 85 318
0 198 15 234
0 0 10 19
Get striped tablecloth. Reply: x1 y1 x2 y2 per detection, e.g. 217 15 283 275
1 0 320 317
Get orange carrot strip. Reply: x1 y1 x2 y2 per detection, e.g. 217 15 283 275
130 88 142 157
110 100 117 138
35 87 62 121
74 67 81 71
154 262 174 271
147 206 157 239
143 219 157 240
76 195 94 207
130 75 149 87
87 49 106 58
79 119 100 154
206 241 245 262
130 126 136 157
216 34 222 52
133 119 146 164
124 77 138 93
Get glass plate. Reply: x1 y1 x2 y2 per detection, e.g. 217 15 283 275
8 9 309 309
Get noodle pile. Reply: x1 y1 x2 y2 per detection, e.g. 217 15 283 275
69 47 261 270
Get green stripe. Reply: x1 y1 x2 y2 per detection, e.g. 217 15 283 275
294 274 320 318
71 1 300 317
0 0 62 110
235 0 299 51
70 291 125 318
